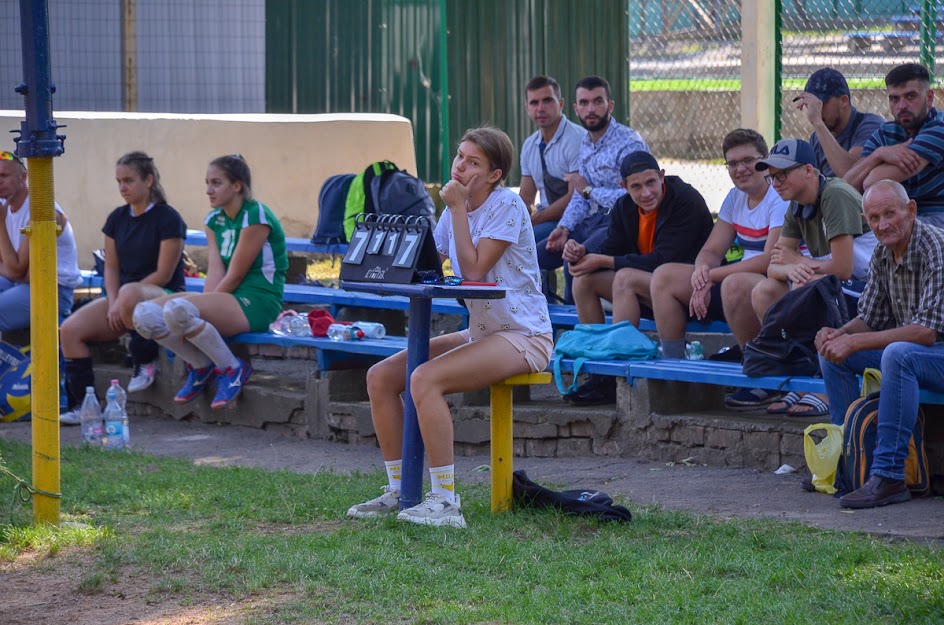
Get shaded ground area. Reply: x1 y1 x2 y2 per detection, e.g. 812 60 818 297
3 414 941 543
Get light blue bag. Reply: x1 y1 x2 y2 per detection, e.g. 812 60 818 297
552 321 658 394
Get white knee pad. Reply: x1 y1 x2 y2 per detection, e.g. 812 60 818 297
163 298 205 336
132 301 169 339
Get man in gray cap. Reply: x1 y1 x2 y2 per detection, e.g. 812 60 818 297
561 150 713 405
794 67 884 178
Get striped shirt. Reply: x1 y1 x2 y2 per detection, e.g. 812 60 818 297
857 220 944 338
861 107 944 216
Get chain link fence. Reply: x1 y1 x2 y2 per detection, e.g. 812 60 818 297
0 0 265 113
1 0 939 209
628 1 744 212
628 0 939 212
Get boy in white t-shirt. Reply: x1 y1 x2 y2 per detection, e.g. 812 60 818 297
650 129 789 361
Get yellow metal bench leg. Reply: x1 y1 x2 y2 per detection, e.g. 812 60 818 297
489 372 552 513
490 382 514 513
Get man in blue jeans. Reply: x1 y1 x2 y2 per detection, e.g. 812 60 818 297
817 179 944 509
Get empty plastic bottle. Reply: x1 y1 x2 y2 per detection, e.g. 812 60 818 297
350 321 386 339
686 341 705 360
102 385 126 451
327 323 364 341
79 387 103 446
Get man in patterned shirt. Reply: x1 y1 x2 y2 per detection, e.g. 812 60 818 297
537 75 648 303
844 63 944 228
816 179 944 509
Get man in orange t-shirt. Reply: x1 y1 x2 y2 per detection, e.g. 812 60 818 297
562 151 714 404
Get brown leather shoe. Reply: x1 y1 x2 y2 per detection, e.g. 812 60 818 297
839 475 911 509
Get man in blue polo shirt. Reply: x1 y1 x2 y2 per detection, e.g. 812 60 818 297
845 63 944 228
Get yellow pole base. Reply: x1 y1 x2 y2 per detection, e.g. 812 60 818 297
489 372 551 513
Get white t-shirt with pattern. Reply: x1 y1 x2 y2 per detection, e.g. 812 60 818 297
434 187 551 340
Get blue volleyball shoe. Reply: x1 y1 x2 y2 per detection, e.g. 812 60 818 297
210 359 252 410
175 364 216 404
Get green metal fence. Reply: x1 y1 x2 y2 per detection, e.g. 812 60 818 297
265 0 629 184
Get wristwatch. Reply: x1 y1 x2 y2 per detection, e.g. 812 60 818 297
581 185 593 199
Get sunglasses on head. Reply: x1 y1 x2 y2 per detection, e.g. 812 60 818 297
0 151 24 165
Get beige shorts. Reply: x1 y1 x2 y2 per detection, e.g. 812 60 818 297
457 329 554 373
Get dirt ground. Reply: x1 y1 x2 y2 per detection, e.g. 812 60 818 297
1 414 942 625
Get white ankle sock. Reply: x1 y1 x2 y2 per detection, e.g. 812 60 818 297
384 459 402 490
429 464 455 503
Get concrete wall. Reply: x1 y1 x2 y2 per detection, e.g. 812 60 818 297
0 112 418 266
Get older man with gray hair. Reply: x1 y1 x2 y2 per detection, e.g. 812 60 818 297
817 179 944 509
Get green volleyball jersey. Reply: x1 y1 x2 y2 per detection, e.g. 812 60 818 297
204 199 288 299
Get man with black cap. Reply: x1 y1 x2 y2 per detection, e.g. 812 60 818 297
723 138 876 410
845 63 944 228
560 150 713 405
794 67 884 178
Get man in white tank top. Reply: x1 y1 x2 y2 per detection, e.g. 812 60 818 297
0 151 82 332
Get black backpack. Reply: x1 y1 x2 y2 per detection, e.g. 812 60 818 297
311 173 356 245
512 470 632 523
742 275 849 377
342 160 437 242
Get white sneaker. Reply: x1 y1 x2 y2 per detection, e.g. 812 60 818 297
347 486 400 519
60 409 81 426
128 361 157 393
396 492 466 528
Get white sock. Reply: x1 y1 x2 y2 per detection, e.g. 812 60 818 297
429 464 456 503
384 459 402 490
152 333 213 369
186 322 240 370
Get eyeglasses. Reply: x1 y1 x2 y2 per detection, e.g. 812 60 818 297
764 164 804 185
0 151 24 165
725 157 760 171
417 271 462 285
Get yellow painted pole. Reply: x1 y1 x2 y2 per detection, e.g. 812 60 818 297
489 372 552 513
27 156 61 525
490 382 514 513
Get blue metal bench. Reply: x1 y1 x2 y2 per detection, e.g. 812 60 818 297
80 271 733 335
185 229 347 256
627 359 944 404
231 332 406 370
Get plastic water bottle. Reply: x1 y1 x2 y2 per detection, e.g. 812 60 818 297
288 315 312 336
102 385 126 451
271 312 312 337
686 341 705 360
327 323 363 341
79 387 103 446
351 321 386 339
109 379 130 449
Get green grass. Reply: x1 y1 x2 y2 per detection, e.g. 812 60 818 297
1 440 943 624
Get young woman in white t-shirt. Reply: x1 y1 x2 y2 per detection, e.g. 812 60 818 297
347 127 553 529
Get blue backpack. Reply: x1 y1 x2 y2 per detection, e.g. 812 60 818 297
551 321 658 394
311 173 356 245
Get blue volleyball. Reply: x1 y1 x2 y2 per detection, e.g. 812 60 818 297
0 357 31 422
